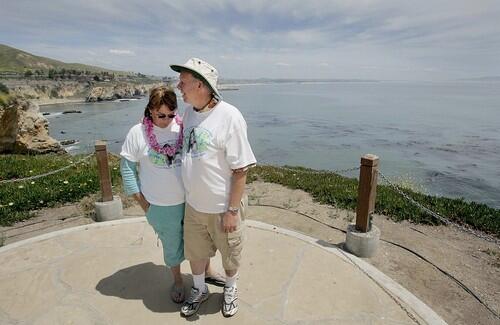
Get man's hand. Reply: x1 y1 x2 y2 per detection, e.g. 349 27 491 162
133 192 150 213
222 211 240 233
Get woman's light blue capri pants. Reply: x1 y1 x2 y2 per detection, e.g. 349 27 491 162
146 203 185 267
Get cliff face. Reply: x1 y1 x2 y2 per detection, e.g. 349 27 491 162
3 80 89 103
0 98 64 154
86 83 161 102
1 79 162 104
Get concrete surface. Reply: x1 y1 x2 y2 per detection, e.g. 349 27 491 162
0 218 447 324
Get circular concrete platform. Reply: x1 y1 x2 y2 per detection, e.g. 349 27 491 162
0 218 446 324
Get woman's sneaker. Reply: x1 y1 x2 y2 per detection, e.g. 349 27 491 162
180 285 209 317
222 286 238 317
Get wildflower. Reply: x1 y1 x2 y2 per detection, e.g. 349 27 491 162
8 202 14 206
113 167 117 170
63 180 69 184
39 200 44 204
18 185 24 189
29 170 33 173
31 181 35 185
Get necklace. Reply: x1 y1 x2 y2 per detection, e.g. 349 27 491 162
143 116 183 158
194 97 218 112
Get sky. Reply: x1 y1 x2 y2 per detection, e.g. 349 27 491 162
1 0 500 80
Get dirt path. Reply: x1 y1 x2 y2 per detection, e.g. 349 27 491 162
1 181 499 324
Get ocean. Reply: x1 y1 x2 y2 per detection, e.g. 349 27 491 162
41 81 500 209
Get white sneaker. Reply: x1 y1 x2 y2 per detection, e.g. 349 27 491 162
180 285 209 317
222 285 238 317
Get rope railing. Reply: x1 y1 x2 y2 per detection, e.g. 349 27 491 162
254 164 360 176
378 171 500 247
0 153 94 185
1 150 498 246
255 160 499 246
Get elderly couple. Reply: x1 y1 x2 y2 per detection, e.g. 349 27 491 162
120 58 256 318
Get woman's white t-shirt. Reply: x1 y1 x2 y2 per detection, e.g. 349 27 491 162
120 121 184 206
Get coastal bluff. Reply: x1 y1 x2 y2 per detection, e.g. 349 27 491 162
0 97 64 154
86 83 158 102
1 79 162 104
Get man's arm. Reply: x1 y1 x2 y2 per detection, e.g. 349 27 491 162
222 169 248 233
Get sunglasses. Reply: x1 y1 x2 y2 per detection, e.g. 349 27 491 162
156 112 176 119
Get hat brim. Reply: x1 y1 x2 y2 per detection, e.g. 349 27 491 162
169 64 222 99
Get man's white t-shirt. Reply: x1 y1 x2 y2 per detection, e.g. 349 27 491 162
120 121 184 206
182 100 256 213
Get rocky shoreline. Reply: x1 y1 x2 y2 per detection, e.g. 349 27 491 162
0 79 163 154
0 98 64 154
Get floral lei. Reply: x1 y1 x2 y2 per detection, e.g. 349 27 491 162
143 115 183 158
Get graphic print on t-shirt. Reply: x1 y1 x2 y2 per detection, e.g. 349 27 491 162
183 126 212 158
148 139 182 168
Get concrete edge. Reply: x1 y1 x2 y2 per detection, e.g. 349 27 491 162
0 217 447 325
0 217 147 253
246 220 448 325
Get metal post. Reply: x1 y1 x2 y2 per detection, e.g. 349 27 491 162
94 140 113 202
355 154 379 232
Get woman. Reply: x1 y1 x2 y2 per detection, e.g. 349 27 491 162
120 86 223 303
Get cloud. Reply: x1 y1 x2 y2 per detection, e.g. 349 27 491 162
1 0 499 79
109 49 135 56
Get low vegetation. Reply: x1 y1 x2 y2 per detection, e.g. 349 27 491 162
0 154 121 225
1 155 498 238
248 165 500 237
0 82 10 106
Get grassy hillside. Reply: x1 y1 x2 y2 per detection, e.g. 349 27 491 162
0 44 128 75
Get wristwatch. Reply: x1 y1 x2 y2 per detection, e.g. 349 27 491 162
227 206 240 214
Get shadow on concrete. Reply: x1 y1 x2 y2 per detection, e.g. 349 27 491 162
316 239 344 249
95 262 222 317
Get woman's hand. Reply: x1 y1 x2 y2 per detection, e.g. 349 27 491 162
133 192 150 213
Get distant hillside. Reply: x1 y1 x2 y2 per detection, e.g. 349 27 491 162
0 44 128 75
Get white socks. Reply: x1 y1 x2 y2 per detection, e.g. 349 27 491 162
193 272 206 291
225 273 238 288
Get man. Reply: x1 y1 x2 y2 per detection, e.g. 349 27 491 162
170 58 256 317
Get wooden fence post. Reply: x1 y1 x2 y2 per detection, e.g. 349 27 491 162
94 140 113 202
355 154 379 232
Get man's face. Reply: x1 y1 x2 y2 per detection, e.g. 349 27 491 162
177 71 200 105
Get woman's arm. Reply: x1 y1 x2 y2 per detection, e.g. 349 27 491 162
120 158 149 212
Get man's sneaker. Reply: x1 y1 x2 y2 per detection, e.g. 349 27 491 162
222 285 238 317
180 285 209 317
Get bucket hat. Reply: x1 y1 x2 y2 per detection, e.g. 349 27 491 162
170 58 222 100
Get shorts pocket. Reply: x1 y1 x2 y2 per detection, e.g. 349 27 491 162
227 226 243 248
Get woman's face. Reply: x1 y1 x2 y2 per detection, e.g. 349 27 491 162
149 104 176 128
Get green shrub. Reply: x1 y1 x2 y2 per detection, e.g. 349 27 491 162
0 82 9 94
0 93 11 107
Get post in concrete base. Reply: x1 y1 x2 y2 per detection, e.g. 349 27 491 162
345 224 380 257
94 195 123 222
